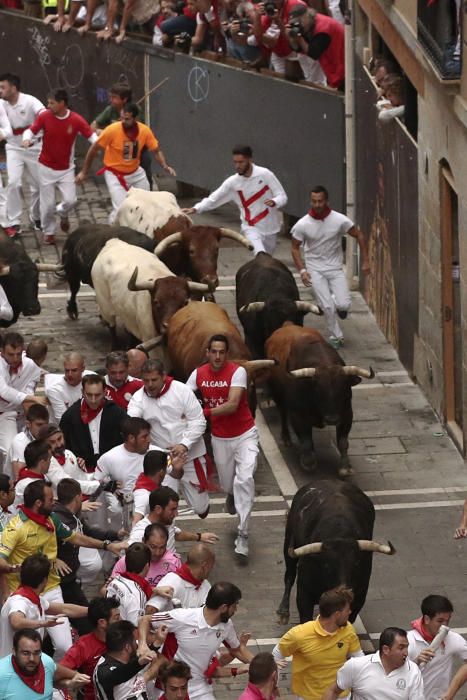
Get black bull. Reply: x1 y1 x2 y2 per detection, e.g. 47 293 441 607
277 480 395 624
0 231 41 325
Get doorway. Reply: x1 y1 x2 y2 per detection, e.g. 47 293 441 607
440 167 463 450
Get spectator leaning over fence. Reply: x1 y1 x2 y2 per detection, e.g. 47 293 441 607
249 0 306 76
222 1 263 64
184 144 287 255
23 88 97 245
285 5 345 88
76 104 176 223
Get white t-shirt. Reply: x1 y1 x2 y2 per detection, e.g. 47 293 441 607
0 593 49 657
407 628 467 700
336 651 425 700
151 607 240 698
47 450 100 496
106 575 148 626
291 210 354 272
96 444 162 494
13 475 41 511
128 515 180 551
133 469 173 518
2 92 45 150
0 356 41 413
127 382 206 460
147 571 211 612
5 429 33 478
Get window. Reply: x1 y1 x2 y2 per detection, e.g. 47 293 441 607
417 0 462 79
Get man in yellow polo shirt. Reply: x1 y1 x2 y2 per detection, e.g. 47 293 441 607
0 480 123 659
273 586 363 699
76 103 176 223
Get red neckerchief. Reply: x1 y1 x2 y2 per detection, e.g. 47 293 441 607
145 376 174 399
309 206 332 220
133 473 159 492
9 363 22 376
2 506 11 513
411 617 435 643
17 468 45 482
11 655 45 694
175 562 204 590
80 398 106 425
12 586 43 615
120 572 153 600
54 452 66 466
18 505 55 532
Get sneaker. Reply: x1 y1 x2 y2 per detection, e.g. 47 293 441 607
329 337 344 350
44 234 56 246
60 216 70 233
4 225 20 238
234 533 249 557
225 493 236 515
337 309 348 320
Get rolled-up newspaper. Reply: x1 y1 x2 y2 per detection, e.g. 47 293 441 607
419 624 449 669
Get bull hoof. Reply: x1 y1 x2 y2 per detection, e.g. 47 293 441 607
300 452 317 472
66 306 78 320
276 611 290 625
338 465 354 478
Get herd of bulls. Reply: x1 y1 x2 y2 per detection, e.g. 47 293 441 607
0 188 395 624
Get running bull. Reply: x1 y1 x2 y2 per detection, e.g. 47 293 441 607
265 324 374 474
277 479 395 624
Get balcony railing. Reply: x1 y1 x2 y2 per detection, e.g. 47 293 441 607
417 0 462 79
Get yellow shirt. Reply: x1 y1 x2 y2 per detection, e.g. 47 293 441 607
0 511 75 592
279 617 361 699
98 121 159 174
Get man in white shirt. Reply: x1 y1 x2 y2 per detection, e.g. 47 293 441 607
128 485 218 551
13 439 52 512
407 594 467 700
0 73 44 237
6 402 49 480
146 543 214 613
40 424 101 496
107 543 152 626
0 99 13 228
0 331 45 471
133 449 184 525
291 185 370 349
322 626 425 700
128 359 210 518
138 581 254 700
183 144 287 256
44 351 92 423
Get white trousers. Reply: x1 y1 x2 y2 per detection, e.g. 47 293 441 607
309 267 351 341
0 170 7 227
5 145 41 226
104 167 149 224
0 411 19 473
212 429 258 535
38 163 77 235
42 585 73 661
243 226 277 256
188 679 216 700
78 546 103 585
163 455 210 516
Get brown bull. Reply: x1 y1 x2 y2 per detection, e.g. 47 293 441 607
265 324 374 475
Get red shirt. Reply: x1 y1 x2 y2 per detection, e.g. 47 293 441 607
260 0 306 57
60 631 106 700
30 109 93 171
104 376 144 409
238 683 272 700
313 13 345 88
195 362 255 438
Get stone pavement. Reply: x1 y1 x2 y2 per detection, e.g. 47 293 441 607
10 175 467 699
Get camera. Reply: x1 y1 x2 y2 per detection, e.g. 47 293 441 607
238 17 251 34
264 0 276 16
288 19 303 37
175 31 192 52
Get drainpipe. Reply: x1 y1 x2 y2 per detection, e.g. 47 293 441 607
344 0 359 290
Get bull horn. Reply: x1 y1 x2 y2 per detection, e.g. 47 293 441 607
219 228 254 251
35 263 64 272
128 267 155 292
342 366 375 379
290 367 317 378
187 281 211 293
154 232 183 256
136 336 164 352
295 300 323 316
0 265 10 276
292 542 323 557
357 539 396 555
239 301 265 313
243 359 277 373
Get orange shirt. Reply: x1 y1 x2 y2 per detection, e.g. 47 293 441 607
98 121 159 174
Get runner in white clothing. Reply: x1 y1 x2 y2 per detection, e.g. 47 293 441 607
44 352 95 423
322 627 424 700
291 185 370 349
5 403 49 479
407 594 467 700
138 582 254 700
183 145 287 255
127 359 211 518
0 98 13 228
0 73 44 236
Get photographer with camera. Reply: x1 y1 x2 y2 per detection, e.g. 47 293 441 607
158 0 197 47
285 4 345 88
250 0 306 76
222 1 263 63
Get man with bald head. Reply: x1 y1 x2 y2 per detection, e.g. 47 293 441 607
45 353 94 422
145 543 215 613
127 348 148 380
